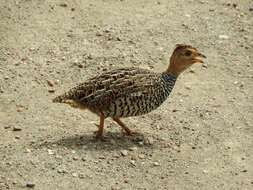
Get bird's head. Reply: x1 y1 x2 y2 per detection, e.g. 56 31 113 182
167 44 206 76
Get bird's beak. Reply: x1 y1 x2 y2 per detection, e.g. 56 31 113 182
193 52 206 63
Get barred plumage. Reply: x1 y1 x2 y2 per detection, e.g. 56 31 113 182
53 44 206 138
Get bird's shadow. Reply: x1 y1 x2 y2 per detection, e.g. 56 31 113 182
36 131 156 151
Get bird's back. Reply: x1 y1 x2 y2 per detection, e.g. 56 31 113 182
53 67 177 118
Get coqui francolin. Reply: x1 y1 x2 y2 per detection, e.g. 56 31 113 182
53 44 206 138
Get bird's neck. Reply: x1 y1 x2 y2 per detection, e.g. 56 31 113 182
166 68 180 77
160 72 177 98
165 56 182 77
161 72 178 83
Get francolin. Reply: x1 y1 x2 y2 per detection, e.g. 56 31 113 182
53 44 206 138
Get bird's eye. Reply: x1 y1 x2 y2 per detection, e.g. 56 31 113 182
184 51 192 56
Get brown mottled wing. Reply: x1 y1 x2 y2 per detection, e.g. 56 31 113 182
71 68 161 110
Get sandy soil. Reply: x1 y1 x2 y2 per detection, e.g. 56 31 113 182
0 0 253 189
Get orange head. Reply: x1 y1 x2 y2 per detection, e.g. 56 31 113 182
166 44 206 76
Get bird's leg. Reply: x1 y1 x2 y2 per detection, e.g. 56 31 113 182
95 113 105 139
112 117 133 136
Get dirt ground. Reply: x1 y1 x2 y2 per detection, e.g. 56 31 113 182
0 0 252 189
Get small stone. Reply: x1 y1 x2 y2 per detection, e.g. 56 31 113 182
185 85 191 90
203 170 208 174
79 173 85 179
145 137 154 145
73 156 79 161
242 169 247 173
13 126 22 131
72 172 78 177
96 32 103 36
153 162 160 166
219 35 229 39
26 182 35 188
116 37 122 41
77 64 83 68
202 63 208 68
57 169 67 174
98 156 106 159
249 8 253 12
48 89 55 93
25 149 31 153
47 149 54 155
17 108 22 112
15 136 20 139
138 154 145 159
129 147 138 151
130 160 136 166
46 80 54 87
59 3 67 7
189 68 195 73
120 150 128 156
71 7 75 11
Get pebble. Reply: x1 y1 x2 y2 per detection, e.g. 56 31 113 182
189 68 195 73
57 169 67 174
130 160 136 166
145 137 154 145
13 126 22 131
120 150 128 156
72 172 78 177
47 149 54 155
98 155 106 159
59 3 67 7
153 162 160 166
73 156 79 161
26 182 35 188
202 170 208 174
138 154 145 159
79 173 85 179
185 85 191 90
15 136 20 139
46 80 54 87
219 35 229 39
25 149 31 153
202 63 208 68
48 89 55 93
129 146 138 151
96 32 103 36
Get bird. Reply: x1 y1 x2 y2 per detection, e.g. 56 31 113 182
53 44 206 138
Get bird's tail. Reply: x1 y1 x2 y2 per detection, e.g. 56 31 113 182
52 93 70 103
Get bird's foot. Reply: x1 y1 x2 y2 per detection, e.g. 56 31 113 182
122 129 138 136
93 130 108 141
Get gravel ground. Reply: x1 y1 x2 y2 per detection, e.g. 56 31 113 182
0 0 253 189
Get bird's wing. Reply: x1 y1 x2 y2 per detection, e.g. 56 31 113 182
66 67 162 109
